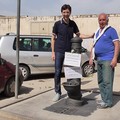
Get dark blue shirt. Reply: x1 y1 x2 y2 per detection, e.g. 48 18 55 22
52 19 79 53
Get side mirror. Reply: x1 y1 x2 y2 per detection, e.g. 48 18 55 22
81 47 87 53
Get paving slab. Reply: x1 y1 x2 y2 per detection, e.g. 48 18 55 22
0 64 120 120
0 89 120 120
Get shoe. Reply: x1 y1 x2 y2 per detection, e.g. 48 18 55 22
97 102 110 109
97 100 104 105
52 93 61 102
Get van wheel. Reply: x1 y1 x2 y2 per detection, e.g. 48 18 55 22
19 65 30 80
82 62 94 77
4 77 15 97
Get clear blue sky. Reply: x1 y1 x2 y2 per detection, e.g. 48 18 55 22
0 0 120 16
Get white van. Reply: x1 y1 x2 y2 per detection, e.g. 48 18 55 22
0 33 95 80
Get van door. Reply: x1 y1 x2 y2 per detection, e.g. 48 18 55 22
18 38 34 65
31 37 54 73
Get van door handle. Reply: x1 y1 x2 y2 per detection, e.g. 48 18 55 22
33 55 39 57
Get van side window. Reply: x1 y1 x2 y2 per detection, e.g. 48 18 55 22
32 38 39 51
13 37 51 52
42 38 51 51
33 38 51 52
13 38 32 51
22 38 32 51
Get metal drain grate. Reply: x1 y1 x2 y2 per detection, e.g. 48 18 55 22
47 106 80 115
44 97 97 116
60 108 69 114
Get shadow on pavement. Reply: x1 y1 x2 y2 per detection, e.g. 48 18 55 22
44 92 98 116
113 94 120 106
0 86 33 100
19 86 33 95
82 88 120 108
44 90 120 116
27 73 65 81
0 95 8 100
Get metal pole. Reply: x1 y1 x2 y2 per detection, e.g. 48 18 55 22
15 0 21 98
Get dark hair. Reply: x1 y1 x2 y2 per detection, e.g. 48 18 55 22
61 4 71 13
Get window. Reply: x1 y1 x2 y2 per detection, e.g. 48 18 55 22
13 38 32 51
13 37 51 52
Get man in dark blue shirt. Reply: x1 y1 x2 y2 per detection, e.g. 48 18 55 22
53 18 79 53
51 4 92 101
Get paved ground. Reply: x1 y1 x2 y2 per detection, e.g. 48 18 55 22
0 64 120 120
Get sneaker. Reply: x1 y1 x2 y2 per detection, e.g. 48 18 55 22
97 100 104 105
52 93 61 102
97 102 110 109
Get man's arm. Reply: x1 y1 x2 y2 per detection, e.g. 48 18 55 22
51 34 56 61
89 45 94 65
80 33 94 39
111 40 120 67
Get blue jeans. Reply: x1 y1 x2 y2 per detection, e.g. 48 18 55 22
54 52 65 94
97 60 114 106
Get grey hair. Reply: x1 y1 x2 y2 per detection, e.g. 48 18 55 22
98 13 109 21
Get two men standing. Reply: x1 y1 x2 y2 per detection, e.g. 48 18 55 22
51 4 119 109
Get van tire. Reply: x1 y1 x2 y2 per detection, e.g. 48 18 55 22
19 65 30 80
82 62 94 77
4 77 15 97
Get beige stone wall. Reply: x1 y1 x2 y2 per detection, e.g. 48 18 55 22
0 14 120 36
0 17 16 35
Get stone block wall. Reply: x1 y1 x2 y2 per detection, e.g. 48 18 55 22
0 14 120 36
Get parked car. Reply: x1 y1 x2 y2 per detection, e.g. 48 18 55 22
0 33 95 80
0 56 23 97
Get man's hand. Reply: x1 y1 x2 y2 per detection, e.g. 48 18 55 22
89 57 94 66
52 52 55 61
110 58 117 68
